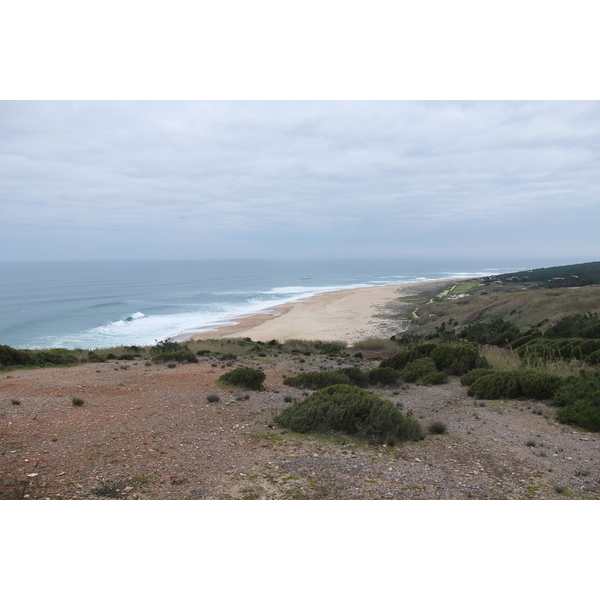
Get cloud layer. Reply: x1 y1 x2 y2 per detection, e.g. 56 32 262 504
1 101 598 261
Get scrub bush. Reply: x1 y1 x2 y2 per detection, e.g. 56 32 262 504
367 367 402 387
0 345 39 367
467 372 521 399
275 384 423 445
554 371 600 432
461 317 520 345
460 368 495 387
152 350 199 363
519 371 564 400
400 357 438 383
283 370 352 390
468 370 563 400
336 367 369 387
379 344 436 370
35 349 79 365
430 343 489 375
218 366 265 390
421 371 448 385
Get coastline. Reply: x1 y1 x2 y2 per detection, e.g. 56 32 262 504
184 278 461 344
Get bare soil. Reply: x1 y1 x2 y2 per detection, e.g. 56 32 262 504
1 355 599 500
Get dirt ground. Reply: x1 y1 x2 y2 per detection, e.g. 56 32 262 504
1 354 599 500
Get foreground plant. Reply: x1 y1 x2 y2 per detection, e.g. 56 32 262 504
275 384 423 445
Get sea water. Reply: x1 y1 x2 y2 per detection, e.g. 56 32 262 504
0 258 548 349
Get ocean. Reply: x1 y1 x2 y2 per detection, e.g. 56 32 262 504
0 258 549 350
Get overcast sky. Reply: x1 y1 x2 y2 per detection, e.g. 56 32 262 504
1 100 598 262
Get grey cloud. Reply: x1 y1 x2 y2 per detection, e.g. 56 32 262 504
0 101 598 260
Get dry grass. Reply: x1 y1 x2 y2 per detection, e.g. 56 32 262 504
351 338 399 355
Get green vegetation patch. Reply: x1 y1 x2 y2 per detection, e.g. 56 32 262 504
554 371 600 432
284 370 354 390
218 366 265 390
467 370 564 401
152 350 199 363
275 384 423 445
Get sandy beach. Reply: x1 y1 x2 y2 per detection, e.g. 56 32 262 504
188 279 458 344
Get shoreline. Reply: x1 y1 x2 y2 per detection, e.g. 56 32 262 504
182 278 462 344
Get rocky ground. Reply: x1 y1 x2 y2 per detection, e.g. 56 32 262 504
1 352 599 500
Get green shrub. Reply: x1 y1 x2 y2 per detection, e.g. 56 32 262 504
461 317 520 345
467 372 522 399
336 367 369 387
509 334 541 349
218 366 265 390
367 367 402 387
421 371 449 385
0 345 39 367
460 368 495 387
579 323 600 339
34 348 79 365
87 351 106 363
545 313 600 338
152 350 198 363
320 343 343 356
151 338 184 355
468 370 563 401
400 357 438 383
427 420 447 434
207 394 220 403
429 344 489 376
585 349 600 365
275 384 423 445
554 371 600 432
519 371 564 400
283 370 352 390
380 344 436 370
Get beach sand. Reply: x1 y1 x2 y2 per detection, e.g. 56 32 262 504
189 278 457 344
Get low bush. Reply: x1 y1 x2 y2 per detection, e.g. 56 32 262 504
151 339 184 355
207 394 220 403
218 366 265 390
379 344 437 371
336 367 369 387
152 350 199 364
468 370 563 400
554 371 600 432
519 371 564 400
275 384 423 445
367 367 402 387
0 345 39 367
284 370 352 390
427 421 447 434
585 349 600 365
467 372 521 399
400 357 438 383
430 343 489 375
461 317 520 345
421 371 448 385
34 348 79 365
460 368 495 387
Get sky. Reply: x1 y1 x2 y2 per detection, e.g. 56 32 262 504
1 100 598 263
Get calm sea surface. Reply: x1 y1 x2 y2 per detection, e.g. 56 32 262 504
0 258 550 349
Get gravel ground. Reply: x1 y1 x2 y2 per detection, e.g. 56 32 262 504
1 355 599 500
